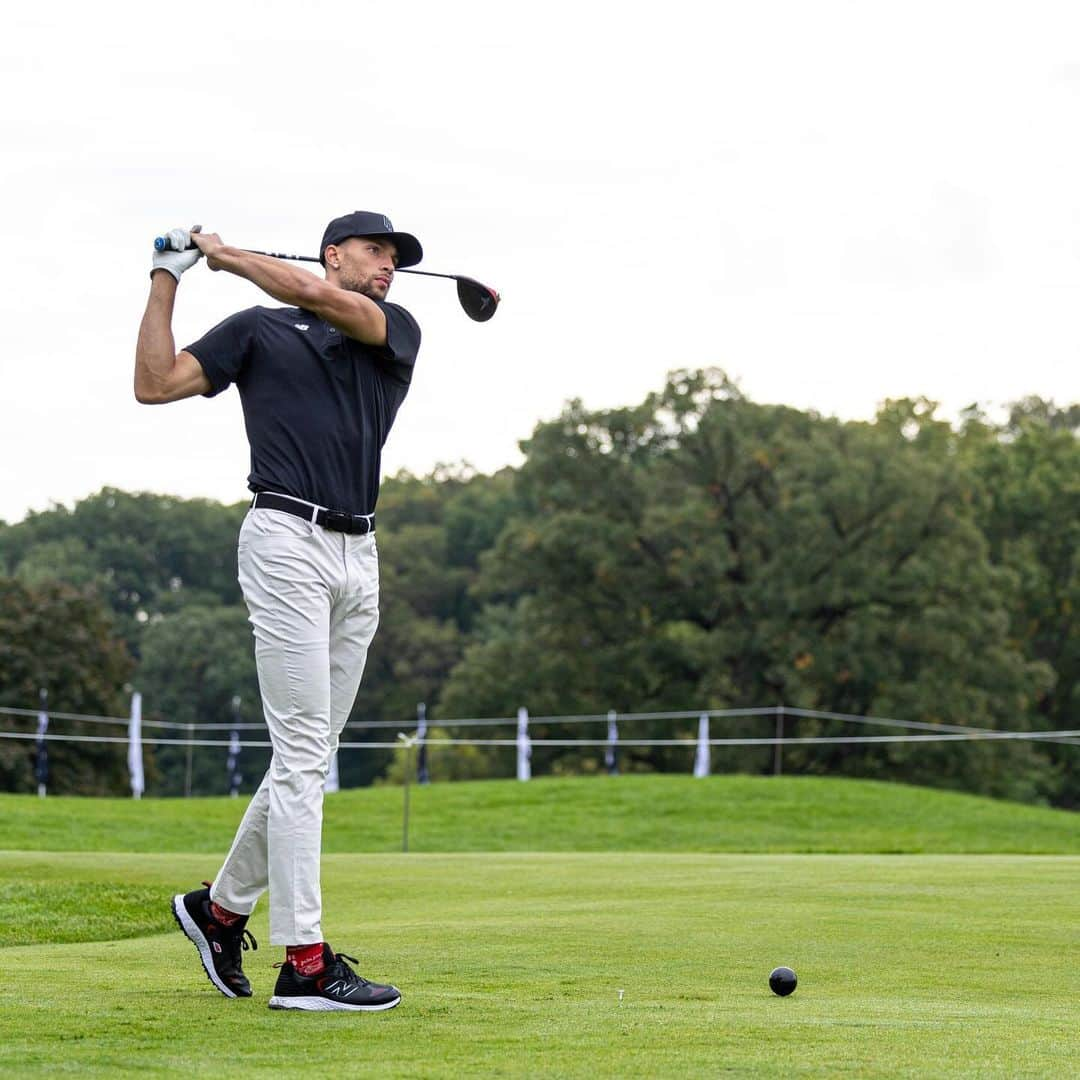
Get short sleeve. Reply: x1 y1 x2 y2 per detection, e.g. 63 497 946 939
370 301 421 384
184 308 259 398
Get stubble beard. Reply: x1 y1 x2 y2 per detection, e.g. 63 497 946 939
338 269 389 301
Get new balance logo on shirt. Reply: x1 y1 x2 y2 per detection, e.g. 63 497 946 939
294 323 310 332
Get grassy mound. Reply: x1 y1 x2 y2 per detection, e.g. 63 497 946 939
1 774 1076 854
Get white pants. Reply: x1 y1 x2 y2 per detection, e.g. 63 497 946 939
210 508 379 945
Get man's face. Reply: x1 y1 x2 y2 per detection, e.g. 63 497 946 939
329 236 399 300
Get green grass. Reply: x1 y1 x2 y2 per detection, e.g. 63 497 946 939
2 774 1078 854
1 776 1078 1076
0 851 1077 1077
0 879 170 947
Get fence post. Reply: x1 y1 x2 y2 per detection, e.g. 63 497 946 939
35 688 48 799
693 713 710 778
129 691 144 799
228 695 244 797
605 710 619 776
773 704 784 776
184 723 195 798
397 732 416 852
517 706 531 781
416 702 430 785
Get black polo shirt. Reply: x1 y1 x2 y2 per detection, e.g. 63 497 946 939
186 301 420 515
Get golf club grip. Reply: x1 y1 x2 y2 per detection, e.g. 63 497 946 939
154 235 197 252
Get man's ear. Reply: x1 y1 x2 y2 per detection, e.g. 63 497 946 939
325 244 341 271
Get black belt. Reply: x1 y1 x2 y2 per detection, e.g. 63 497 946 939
251 492 375 535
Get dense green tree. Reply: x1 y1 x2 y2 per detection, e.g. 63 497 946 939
0 578 134 794
0 488 246 648
962 405 1080 804
1005 396 1080 434
442 370 1058 800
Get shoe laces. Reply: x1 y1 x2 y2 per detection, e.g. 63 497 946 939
271 949 368 986
326 951 370 987
225 928 257 968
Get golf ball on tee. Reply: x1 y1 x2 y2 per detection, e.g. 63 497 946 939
769 966 797 996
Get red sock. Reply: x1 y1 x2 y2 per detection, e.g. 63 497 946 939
210 901 244 927
287 943 327 976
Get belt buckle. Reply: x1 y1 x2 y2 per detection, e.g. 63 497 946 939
324 510 352 533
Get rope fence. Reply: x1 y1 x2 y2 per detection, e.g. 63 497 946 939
3 730 1080 749
3 701 1078 740
3 695 1078 797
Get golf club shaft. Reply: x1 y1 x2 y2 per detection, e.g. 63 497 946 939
246 251 462 284
155 237 466 282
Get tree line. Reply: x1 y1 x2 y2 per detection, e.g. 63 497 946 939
0 370 1076 804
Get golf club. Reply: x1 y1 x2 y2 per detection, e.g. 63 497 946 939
153 234 500 322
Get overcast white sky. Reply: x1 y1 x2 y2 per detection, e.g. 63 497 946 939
2 1 1077 524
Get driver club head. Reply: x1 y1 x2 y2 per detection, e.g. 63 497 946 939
456 277 501 322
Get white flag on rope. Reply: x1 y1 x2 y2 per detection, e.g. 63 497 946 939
128 692 145 799
517 706 531 781
324 750 340 793
227 728 242 797
35 694 49 798
693 712 710 778
416 702 429 784
605 710 619 775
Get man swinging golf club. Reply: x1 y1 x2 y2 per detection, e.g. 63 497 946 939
134 211 423 1012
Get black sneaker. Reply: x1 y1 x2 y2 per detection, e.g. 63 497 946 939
268 944 401 1012
171 881 257 998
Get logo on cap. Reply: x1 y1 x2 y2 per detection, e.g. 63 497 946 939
383 216 393 231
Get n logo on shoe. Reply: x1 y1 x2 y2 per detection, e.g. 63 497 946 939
212 941 223 953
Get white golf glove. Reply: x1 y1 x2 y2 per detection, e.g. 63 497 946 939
151 225 203 283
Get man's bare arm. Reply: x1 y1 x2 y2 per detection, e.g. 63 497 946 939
193 233 388 346
134 272 212 404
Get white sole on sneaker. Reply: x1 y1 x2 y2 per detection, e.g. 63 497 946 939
268 994 401 1012
171 893 238 998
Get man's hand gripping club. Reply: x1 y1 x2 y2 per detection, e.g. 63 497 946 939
151 225 205 282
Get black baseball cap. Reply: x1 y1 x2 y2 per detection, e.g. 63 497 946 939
319 211 423 268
